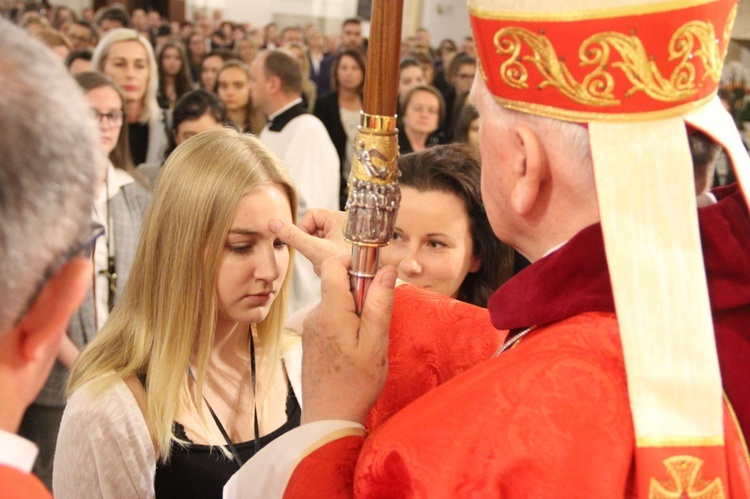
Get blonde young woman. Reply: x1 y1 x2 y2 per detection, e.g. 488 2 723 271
54 129 301 499
93 28 170 167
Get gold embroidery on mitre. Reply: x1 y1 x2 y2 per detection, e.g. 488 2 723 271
492 17 724 107
648 455 726 499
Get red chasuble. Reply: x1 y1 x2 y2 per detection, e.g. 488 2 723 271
285 185 750 498
0 465 52 499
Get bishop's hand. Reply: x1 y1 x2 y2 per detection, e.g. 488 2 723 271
269 209 349 276
300 256 397 425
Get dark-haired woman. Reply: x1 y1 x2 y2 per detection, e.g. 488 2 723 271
157 40 194 109
313 49 366 209
381 144 513 306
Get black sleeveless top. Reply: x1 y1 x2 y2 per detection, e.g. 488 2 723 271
153 385 301 499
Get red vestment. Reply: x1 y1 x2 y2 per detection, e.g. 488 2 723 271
0 465 52 499
286 185 750 498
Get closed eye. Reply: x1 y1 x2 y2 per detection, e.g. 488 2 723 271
228 244 253 254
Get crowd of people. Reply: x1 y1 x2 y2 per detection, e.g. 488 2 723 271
0 2 505 497
4 2 481 164
0 0 748 498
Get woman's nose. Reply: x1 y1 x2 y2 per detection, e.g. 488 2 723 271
398 247 422 277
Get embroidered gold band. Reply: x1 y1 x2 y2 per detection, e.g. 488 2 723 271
469 0 716 22
636 436 726 448
471 1 736 122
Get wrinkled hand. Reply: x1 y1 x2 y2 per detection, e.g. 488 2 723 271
269 209 349 276
301 256 397 425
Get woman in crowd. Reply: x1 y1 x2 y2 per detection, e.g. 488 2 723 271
398 84 445 154
199 49 235 92
453 101 480 155
307 30 326 83
54 128 301 499
410 50 436 87
381 144 513 306
93 28 170 167
71 70 152 346
184 29 206 82
20 71 151 490
157 40 194 109
211 20 234 49
215 60 265 134
235 34 259 66
397 56 426 108
433 38 458 93
313 49 366 209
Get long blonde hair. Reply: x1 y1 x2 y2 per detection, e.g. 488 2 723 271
68 128 297 460
92 28 160 125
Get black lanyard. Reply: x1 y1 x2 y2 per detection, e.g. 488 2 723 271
187 332 260 467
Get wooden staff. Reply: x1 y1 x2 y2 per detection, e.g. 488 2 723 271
343 0 404 314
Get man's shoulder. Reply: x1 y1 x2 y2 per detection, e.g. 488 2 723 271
0 465 51 498
286 113 332 136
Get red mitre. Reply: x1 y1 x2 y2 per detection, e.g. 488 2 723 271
470 0 737 122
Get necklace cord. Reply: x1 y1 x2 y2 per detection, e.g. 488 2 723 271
186 332 260 468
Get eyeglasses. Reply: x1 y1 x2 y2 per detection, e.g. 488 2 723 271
12 223 105 327
94 110 124 129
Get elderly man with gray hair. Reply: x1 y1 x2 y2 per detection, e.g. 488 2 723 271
0 19 101 498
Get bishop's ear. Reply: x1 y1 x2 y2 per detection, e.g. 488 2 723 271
16 258 92 362
510 124 549 216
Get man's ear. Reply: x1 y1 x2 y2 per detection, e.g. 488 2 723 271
510 124 549 215
16 258 92 362
268 74 282 94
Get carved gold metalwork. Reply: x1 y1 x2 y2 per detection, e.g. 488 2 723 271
493 16 724 107
348 129 399 185
343 113 400 246
649 455 726 499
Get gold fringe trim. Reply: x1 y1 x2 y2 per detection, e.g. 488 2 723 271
469 0 716 23
490 92 715 123
637 436 725 447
